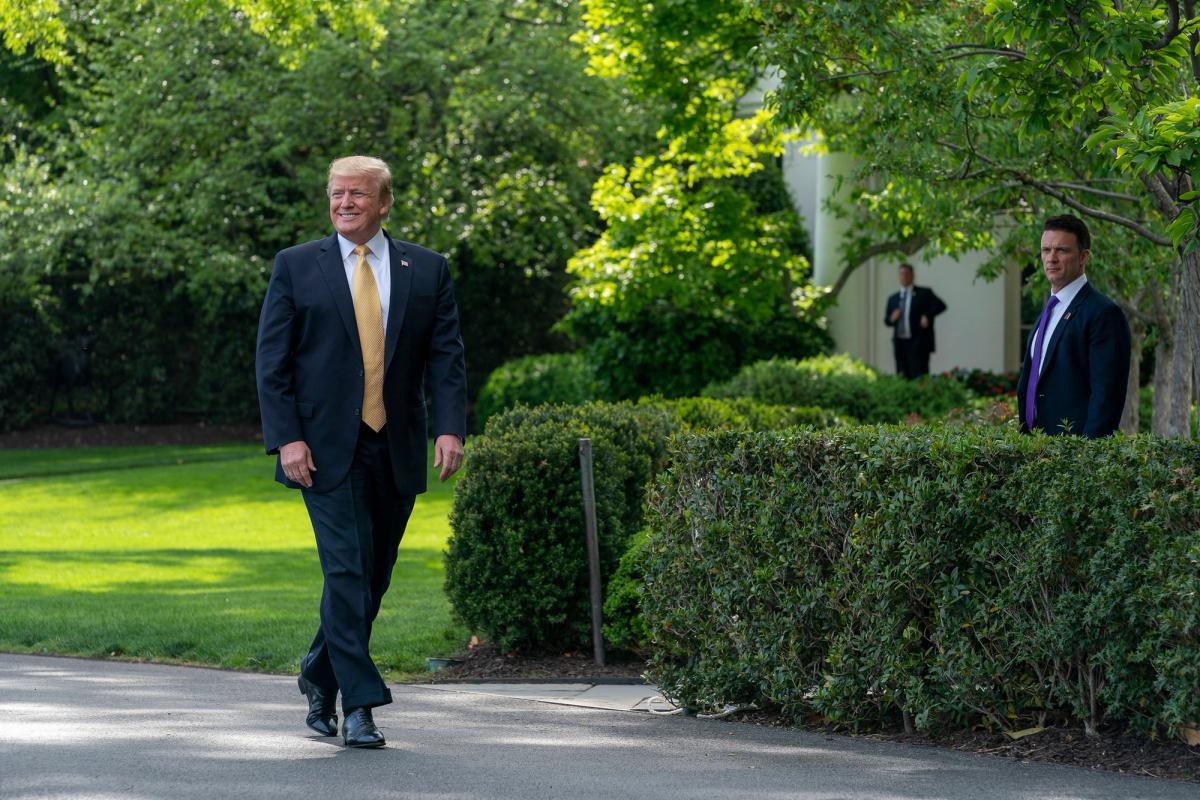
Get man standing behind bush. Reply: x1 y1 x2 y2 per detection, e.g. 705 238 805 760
884 263 948 379
1017 214 1130 438
256 155 467 747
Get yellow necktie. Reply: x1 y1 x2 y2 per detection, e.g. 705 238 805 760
352 244 386 431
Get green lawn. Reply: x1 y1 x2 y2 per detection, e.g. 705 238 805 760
0 442 467 680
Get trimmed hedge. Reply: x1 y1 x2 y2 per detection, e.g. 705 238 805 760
642 426 1200 739
703 354 971 423
640 395 848 432
445 402 676 652
446 395 846 654
474 352 604 433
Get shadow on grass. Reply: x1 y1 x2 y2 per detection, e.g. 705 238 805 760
0 546 458 673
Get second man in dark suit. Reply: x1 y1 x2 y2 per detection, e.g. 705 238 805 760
884 263 948 379
1016 214 1130 438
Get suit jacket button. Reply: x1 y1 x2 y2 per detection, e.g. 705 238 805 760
359 369 364 377
354 408 361 416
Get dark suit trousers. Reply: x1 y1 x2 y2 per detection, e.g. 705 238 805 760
299 423 415 712
893 338 930 379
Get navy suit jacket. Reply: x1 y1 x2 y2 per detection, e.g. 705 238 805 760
1016 281 1130 438
884 286 947 355
255 231 467 494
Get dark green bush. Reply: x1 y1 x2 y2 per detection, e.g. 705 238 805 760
642 427 1200 739
641 395 848 432
601 530 651 655
703 354 971 424
445 402 677 652
0 281 55 432
570 307 831 401
474 353 604 433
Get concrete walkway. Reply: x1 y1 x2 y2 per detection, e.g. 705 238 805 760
1 654 1195 800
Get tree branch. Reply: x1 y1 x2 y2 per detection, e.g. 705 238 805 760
1186 0 1200 83
936 139 1173 246
941 49 1027 62
827 235 930 299
1042 181 1141 203
1143 173 1180 218
1145 0 1181 51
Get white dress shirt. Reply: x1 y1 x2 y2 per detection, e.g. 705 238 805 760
1032 273 1087 373
898 287 912 339
338 229 391 334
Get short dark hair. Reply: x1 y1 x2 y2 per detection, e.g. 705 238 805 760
1043 214 1090 251
898 263 914 273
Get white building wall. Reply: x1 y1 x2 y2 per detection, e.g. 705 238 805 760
781 139 1021 375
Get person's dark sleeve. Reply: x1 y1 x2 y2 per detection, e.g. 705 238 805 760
883 295 898 327
426 255 468 441
1082 303 1132 438
255 253 303 455
928 290 947 317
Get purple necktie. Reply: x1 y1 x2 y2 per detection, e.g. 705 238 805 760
1024 294 1060 429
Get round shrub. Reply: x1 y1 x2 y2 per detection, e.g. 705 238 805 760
642 395 848 432
475 352 604 433
703 354 970 423
446 402 677 653
601 530 651 654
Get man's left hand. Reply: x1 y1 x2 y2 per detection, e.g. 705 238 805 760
434 434 465 482
920 315 930 329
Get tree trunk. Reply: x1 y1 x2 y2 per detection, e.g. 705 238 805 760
1164 250 1200 438
1120 325 1142 434
1151 333 1176 436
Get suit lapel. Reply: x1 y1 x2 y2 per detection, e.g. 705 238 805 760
383 233 411 373
1039 282 1091 374
317 234 360 351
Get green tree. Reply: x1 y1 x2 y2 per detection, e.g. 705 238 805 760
751 0 1200 436
568 0 828 399
0 0 653 426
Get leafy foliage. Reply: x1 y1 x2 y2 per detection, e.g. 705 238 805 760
445 402 675 652
564 0 828 401
0 0 653 429
643 426 1200 738
475 352 605 433
640 395 846 432
703 354 972 424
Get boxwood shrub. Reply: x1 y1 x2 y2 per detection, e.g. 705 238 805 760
640 395 849 432
703 354 971 424
642 426 1200 739
474 352 604 433
445 402 676 652
447 395 847 655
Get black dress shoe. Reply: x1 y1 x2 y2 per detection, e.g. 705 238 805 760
298 674 338 736
342 706 385 748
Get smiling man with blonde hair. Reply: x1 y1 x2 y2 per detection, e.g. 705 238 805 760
256 155 467 747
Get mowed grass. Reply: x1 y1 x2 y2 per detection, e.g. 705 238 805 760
0 442 467 680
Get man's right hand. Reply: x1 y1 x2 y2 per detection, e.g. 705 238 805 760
280 440 316 488
890 308 902 323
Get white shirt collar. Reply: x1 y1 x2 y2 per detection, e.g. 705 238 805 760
337 228 388 262
1050 272 1088 308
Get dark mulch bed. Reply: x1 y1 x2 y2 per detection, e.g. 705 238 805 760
728 709 1199 783
0 421 262 449
422 641 648 683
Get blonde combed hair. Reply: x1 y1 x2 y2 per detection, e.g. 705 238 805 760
327 155 393 199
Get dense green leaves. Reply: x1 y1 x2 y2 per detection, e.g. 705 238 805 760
643 427 1200 737
0 0 655 427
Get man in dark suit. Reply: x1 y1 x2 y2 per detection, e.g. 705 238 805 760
884 263 947 378
256 155 467 748
1016 214 1130 438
